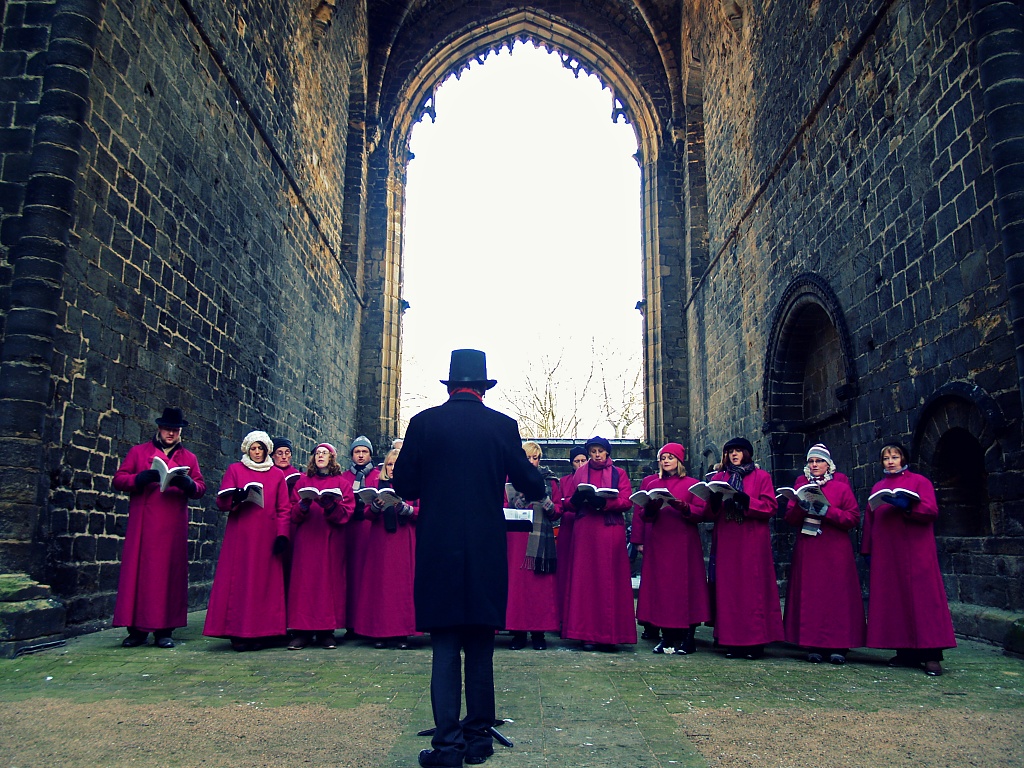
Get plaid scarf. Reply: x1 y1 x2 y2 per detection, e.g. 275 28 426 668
522 470 557 574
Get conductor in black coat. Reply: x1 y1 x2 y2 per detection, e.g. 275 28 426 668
393 349 545 768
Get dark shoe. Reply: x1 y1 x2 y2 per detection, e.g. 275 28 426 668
807 652 823 663
508 632 528 650
597 643 618 653
581 642 597 652
531 632 547 650
417 748 462 767
288 635 310 650
830 653 847 665
724 647 739 659
680 629 697 655
640 626 660 641
121 633 147 648
319 634 337 649
744 647 764 660
652 640 673 654
888 654 918 668
924 661 943 676
373 640 387 649
465 746 495 764
155 636 175 649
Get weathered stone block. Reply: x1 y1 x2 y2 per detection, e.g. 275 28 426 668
0 598 66 641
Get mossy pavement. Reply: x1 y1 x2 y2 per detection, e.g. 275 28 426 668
0 612 1022 767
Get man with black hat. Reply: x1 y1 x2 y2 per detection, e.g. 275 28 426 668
111 407 206 648
393 349 545 768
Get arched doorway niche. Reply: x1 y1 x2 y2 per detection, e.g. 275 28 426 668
913 382 1007 539
356 8 685 446
762 273 858 483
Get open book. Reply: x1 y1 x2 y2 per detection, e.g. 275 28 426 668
775 483 829 510
629 488 677 506
576 482 619 499
217 481 264 508
687 480 737 501
151 456 190 492
356 486 402 508
297 486 344 502
868 487 921 511
503 506 534 532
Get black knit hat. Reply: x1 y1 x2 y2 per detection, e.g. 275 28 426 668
722 436 754 457
272 437 293 452
568 444 587 462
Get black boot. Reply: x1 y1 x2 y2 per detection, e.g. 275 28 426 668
508 631 528 650
531 631 547 650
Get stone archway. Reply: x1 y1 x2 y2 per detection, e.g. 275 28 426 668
762 274 858 484
356 7 688 447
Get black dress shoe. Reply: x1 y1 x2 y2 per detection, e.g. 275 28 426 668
531 632 547 650
652 640 670 654
465 746 494 764
417 748 462 767
581 642 597 652
122 633 147 648
508 632 528 650
156 636 175 649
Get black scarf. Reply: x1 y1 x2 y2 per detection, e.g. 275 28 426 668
724 461 755 522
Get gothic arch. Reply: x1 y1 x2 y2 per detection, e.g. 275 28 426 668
356 6 684 444
762 273 858 481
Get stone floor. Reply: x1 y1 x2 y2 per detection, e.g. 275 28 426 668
0 613 1022 767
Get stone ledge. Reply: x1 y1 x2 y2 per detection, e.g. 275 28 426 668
949 601 1024 654
0 633 66 659
0 573 52 602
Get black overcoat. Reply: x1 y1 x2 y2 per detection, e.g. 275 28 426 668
393 392 545 631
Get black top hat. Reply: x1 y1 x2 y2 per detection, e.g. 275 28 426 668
155 407 189 428
440 349 497 390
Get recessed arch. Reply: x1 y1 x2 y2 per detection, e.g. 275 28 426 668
762 273 858 482
356 8 682 445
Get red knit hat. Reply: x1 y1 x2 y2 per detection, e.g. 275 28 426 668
658 442 686 464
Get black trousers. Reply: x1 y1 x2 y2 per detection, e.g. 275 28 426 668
429 626 496 761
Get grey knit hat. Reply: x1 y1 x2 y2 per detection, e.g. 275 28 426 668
349 435 373 456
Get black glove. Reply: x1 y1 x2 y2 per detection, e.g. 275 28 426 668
810 501 828 516
170 473 196 495
733 491 750 512
570 490 590 509
232 487 249 505
272 535 289 556
708 492 723 513
321 496 337 512
135 469 160 490
644 500 663 515
797 498 813 512
591 496 607 512
298 498 313 513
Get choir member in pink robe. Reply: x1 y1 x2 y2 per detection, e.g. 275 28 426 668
781 443 865 664
112 407 205 648
634 442 710 655
203 430 291 651
862 440 956 676
287 442 355 650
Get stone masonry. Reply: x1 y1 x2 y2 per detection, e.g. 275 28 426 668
0 0 1022 649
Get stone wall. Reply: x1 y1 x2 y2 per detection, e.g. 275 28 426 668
685 0 1023 608
1 0 371 629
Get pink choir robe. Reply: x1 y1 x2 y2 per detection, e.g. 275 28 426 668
561 460 637 645
782 475 866 649
861 469 956 650
708 467 784 647
634 473 711 630
555 473 577 628
350 482 419 638
505 475 561 632
112 441 206 631
203 462 291 639
287 472 356 632
343 465 381 629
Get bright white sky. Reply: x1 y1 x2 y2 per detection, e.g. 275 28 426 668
400 42 643 437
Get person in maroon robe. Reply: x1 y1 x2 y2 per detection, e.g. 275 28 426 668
561 435 636 651
706 436 784 659
203 430 291 651
781 443 865 664
504 441 560 651
342 435 380 638
112 407 206 648
555 445 587 636
351 447 419 648
633 442 710 655
862 440 956 676
287 442 355 650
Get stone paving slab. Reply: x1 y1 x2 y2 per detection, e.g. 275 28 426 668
0 612 1022 767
